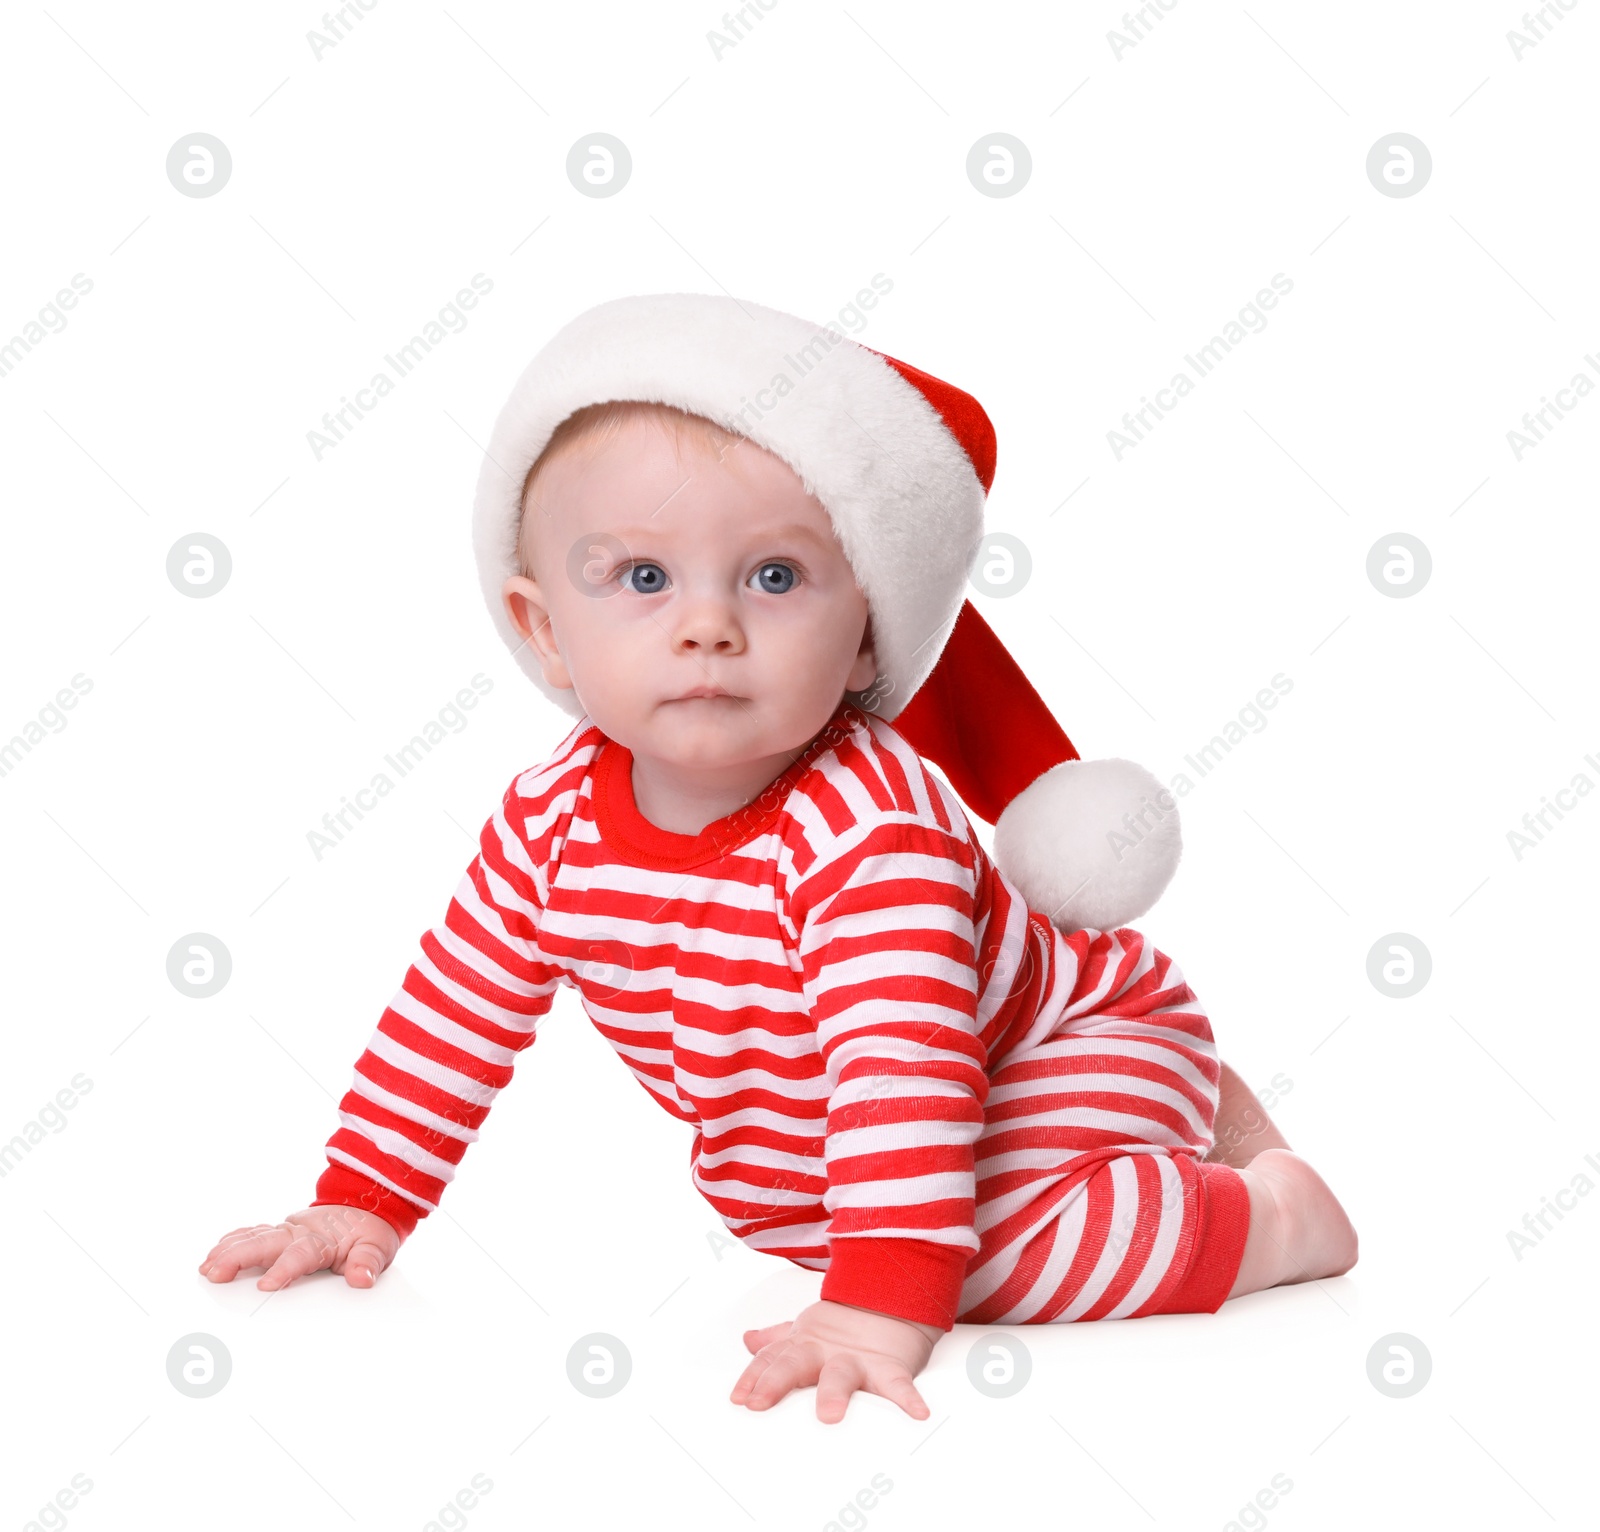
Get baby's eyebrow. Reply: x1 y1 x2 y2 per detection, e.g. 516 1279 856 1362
607 522 833 550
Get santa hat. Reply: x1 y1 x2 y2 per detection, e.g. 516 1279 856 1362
470 293 1181 932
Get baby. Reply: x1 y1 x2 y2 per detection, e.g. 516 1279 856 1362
199 296 1357 1424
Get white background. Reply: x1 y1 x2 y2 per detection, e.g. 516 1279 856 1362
2 3 1595 1529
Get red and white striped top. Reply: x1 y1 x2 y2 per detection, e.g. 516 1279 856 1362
311 698 1185 1329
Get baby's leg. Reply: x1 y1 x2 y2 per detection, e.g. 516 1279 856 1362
1204 1060 1292 1168
1227 1148 1358 1298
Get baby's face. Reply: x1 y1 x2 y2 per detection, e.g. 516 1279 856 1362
501 412 877 768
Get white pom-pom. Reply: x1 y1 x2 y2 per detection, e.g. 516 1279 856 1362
991 757 1182 933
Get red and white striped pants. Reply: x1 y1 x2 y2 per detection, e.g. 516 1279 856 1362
953 953 1251 1325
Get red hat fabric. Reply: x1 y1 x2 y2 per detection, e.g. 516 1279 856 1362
889 597 1079 826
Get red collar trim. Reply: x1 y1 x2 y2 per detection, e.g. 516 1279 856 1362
591 702 868 872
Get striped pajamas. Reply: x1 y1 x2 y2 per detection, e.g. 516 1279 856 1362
312 700 1249 1330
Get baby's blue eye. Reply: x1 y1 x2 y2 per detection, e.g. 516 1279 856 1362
752 562 797 594
622 562 668 594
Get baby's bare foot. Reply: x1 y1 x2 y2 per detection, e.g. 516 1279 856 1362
1228 1148 1358 1299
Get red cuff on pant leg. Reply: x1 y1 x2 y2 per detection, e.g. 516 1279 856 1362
1157 1160 1251 1315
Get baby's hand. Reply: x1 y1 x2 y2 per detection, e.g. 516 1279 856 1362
729 1299 943 1424
197 1205 400 1291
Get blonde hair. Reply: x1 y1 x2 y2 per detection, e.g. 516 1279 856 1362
514 400 743 580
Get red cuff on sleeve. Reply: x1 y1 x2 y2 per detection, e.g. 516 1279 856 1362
311 1163 424 1242
820 1235 972 1331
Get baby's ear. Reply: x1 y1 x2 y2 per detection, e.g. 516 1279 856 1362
858 610 876 659
846 611 879 694
501 574 538 642
502 576 573 689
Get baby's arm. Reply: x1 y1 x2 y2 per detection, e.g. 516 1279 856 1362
199 776 562 1291
732 817 987 1420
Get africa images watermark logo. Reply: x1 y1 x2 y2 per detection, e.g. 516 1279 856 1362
307 674 494 860
1107 274 1294 460
305 273 494 461
1103 673 1294 866
1504 750 1600 860
1507 2 1586 61
718 274 894 441
1504 352 1600 461
0 672 94 780
1506 1149 1600 1260
1 273 94 382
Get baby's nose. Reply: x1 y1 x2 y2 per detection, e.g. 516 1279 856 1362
672 597 745 652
